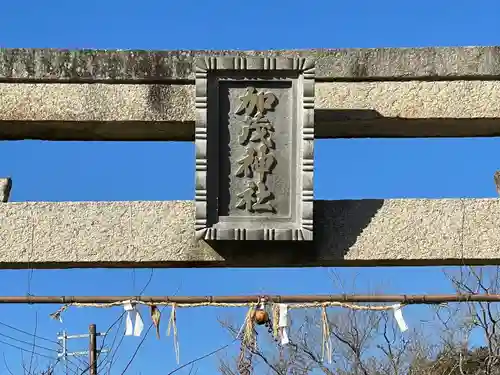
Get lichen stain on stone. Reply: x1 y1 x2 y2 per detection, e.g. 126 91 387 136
147 84 173 114
0 50 15 78
130 52 157 79
37 50 55 77
174 57 192 79
19 50 35 78
99 52 125 80
151 53 173 79
54 51 73 78
350 53 369 78
70 50 98 79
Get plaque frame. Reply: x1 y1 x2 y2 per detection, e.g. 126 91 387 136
195 56 314 241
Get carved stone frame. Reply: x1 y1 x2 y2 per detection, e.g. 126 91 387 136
195 56 314 241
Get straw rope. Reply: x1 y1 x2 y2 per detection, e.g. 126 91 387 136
47 299 408 368
49 300 404 320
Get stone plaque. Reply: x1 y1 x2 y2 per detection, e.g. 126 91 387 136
195 57 314 241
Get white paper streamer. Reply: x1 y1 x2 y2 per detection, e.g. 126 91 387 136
392 304 408 332
134 310 144 336
278 304 289 345
123 301 144 337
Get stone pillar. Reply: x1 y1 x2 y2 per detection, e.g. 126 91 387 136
0 178 11 202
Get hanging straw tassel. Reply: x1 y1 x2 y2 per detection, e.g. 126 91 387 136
272 304 280 339
167 303 180 364
241 306 257 350
321 306 332 364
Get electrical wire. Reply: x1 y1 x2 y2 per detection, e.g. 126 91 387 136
166 340 237 375
0 337 56 361
0 319 86 370
0 320 83 374
138 269 154 296
100 267 159 374
0 320 59 344
119 280 183 374
77 310 127 375
99 269 154 372
26 310 38 375
105 330 126 372
119 305 167 375
52 330 91 371
44 357 62 375
96 314 126 372
0 331 58 353
0 319 86 371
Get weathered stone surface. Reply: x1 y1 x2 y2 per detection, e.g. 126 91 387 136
0 178 11 202
1 46 500 81
315 80 500 138
0 199 497 268
0 83 194 122
317 81 500 118
0 83 194 140
4 80 500 140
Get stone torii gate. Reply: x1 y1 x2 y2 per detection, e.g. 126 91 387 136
1 46 500 269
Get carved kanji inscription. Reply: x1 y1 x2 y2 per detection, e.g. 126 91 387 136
234 87 277 214
194 56 315 241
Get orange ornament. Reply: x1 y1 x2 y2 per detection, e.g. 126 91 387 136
254 309 269 325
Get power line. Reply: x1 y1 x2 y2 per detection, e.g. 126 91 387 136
26 310 38 375
78 311 125 375
138 269 154 296
57 331 90 373
96 314 126 372
118 279 182 374
0 331 58 353
0 337 56 361
119 305 169 375
100 268 159 374
0 319 85 371
44 357 62 375
0 320 59 344
167 340 237 375
59 328 109 375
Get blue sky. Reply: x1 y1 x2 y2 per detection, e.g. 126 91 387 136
2 0 500 373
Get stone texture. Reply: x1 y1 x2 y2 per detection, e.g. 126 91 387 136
0 83 194 122
0 83 194 140
4 80 500 140
315 80 500 138
2 46 500 81
0 199 497 268
317 81 500 118
0 178 11 202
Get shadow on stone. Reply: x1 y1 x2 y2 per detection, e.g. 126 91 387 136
314 199 384 260
204 199 384 267
317 109 383 122
4 112 500 141
316 109 500 138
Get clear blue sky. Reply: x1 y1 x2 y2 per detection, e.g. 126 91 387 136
2 0 500 373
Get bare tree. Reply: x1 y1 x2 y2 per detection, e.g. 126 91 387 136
217 266 500 375
217 303 437 375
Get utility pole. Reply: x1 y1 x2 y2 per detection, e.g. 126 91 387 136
89 324 97 375
59 330 69 375
57 325 108 375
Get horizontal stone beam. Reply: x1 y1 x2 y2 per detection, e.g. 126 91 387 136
2 46 500 82
0 199 497 268
3 80 500 140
